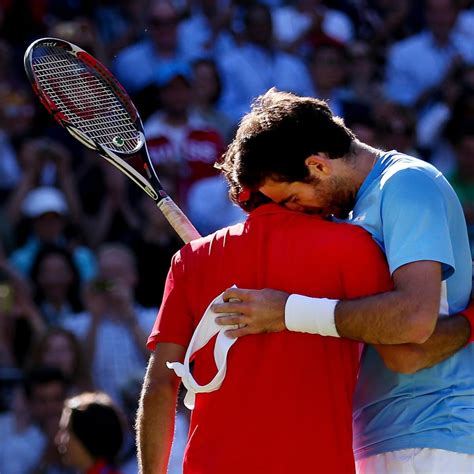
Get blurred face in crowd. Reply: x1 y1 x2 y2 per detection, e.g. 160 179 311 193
425 0 458 43
98 247 137 290
30 381 66 432
149 1 180 52
193 61 220 107
246 6 273 48
33 212 65 242
310 46 347 92
37 253 74 302
41 333 77 378
160 76 192 117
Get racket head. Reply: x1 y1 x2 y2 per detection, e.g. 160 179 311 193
24 37 201 243
24 37 145 156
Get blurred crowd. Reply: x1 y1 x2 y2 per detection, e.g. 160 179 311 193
0 0 473 473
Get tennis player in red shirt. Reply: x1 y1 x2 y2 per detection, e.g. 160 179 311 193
137 202 393 474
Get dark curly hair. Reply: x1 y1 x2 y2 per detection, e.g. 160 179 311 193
216 88 356 211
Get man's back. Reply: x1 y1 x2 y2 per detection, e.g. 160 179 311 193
148 204 392 473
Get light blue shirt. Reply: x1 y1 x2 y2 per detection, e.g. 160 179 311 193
351 151 473 458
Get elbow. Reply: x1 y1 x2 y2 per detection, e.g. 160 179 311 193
384 356 420 375
403 310 437 344
382 346 425 374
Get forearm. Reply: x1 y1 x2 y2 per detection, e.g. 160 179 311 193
335 288 434 345
374 314 471 373
137 372 179 473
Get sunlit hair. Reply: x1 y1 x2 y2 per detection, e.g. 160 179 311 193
64 392 124 465
217 88 355 211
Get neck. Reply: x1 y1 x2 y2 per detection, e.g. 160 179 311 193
348 140 381 186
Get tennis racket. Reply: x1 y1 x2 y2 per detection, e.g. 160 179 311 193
24 37 201 243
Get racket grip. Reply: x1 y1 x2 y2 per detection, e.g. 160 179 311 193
157 197 201 243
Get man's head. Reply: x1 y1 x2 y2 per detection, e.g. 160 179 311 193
425 0 459 44
22 187 68 242
23 366 69 433
148 0 181 53
97 243 138 290
244 4 273 49
218 88 357 216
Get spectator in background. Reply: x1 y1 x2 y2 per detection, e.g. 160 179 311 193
145 61 224 206
94 0 146 60
445 120 474 257
375 102 420 157
130 192 182 309
417 65 474 174
8 185 96 282
83 164 141 248
385 0 474 108
0 85 35 200
187 174 247 236
62 244 156 404
191 57 234 143
307 40 348 117
112 0 191 95
0 256 45 370
0 367 72 474
179 0 236 59
55 392 124 474
28 328 93 396
30 245 83 327
217 3 314 123
272 0 355 53
345 41 384 109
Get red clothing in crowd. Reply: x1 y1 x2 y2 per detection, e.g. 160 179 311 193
148 204 392 474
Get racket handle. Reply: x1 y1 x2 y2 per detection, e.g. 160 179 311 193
157 197 201 243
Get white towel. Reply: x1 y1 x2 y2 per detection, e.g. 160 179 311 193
166 288 240 410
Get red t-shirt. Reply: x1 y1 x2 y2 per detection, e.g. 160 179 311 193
148 204 392 474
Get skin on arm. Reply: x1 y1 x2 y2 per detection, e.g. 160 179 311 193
213 260 471 372
213 260 441 344
137 342 185 474
334 260 441 345
374 313 471 374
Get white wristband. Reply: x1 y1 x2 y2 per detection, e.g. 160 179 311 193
285 294 340 337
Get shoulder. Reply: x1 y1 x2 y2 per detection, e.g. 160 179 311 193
379 154 441 191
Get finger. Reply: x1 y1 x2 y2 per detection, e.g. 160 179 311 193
222 287 252 302
224 325 252 339
212 301 248 314
215 314 248 326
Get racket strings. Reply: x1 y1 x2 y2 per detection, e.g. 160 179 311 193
32 47 140 153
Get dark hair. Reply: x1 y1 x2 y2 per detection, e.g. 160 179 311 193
217 88 355 209
66 392 124 465
23 366 69 399
30 243 83 313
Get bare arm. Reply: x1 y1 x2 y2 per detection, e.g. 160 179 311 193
213 261 441 344
374 313 471 374
137 343 185 474
335 261 441 344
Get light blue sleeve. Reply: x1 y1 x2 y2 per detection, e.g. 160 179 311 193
381 169 455 279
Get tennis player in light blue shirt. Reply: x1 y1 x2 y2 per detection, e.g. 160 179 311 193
212 89 473 473
351 152 473 467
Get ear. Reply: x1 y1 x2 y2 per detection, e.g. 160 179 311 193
304 154 332 177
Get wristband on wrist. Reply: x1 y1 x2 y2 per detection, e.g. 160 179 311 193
460 305 474 344
284 294 340 337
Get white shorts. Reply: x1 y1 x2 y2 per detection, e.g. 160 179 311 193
356 448 474 474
